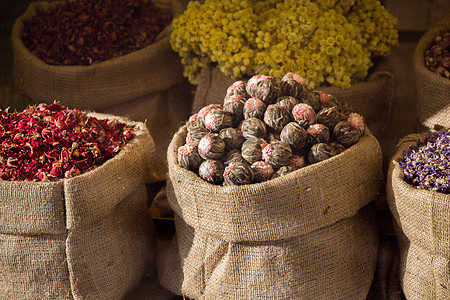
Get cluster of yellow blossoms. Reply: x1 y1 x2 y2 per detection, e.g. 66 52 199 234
171 0 398 88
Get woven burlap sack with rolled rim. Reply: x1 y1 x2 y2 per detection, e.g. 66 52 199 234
387 131 450 299
414 14 450 130
0 113 156 300
11 0 192 182
157 125 383 299
192 65 395 138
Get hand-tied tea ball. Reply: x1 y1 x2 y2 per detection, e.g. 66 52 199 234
292 103 316 128
223 161 254 186
244 97 267 120
264 105 292 133
177 72 367 185
198 133 226 160
308 143 336 164
251 161 274 182
199 159 225 184
241 117 267 139
246 75 281 105
280 72 306 98
177 144 203 171
333 121 361 147
262 141 293 169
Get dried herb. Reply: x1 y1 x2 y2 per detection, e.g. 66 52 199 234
22 0 172 65
0 102 133 181
424 32 450 79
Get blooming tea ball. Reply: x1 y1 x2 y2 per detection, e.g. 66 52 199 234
264 105 292 133
251 161 274 183
275 95 299 112
198 159 224 184
334 121 361 148
347 113 365 135
329 142 346 155
292 103 316 128
186 126 208 146
241 137 267 164
204 109 233 133
177 144 203 171
318 91 340 111
316 106 341 130
280 72 306 98
244 97 267 120
219 127 245 151
308 143 336 164
246 74 280 105
224 149 247 165
262 141 293 169
223 161 254 186
306 123 330 146
186 114 204 132
267 132 280 143
241 117 267 139
226 80 248 99
198 133 226 160
271 165 296 179
290 154 307 169
197 104 223 121
223 94 245 126
301 90 321 112
280 122 308 151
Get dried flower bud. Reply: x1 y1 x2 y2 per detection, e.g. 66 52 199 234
347 113 365 135
306 123 330 147
204 109 233 133
280 122 308 151
198 133 226 160
316 106 341 131
275 96 299 112
241 137 267 164
226 80 248 99
224 149 247 165
243 97 267 120
262 141 293 169
198 159 224 184
251 161 274 183
241 117 267 139
308 143 336 164
271 165 296 179
290 154 307 169
329 142 346 155
333 121 361 148
223 94 245 126
177 144 203 171
219 127 245 151
280 72 306 98
301 90 321 112
246 75 281 105
292 103 316 128
223 161 254 186
264 105 291 133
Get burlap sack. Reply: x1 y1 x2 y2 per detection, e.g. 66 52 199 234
414 14 450 130
0 113 156 300
192 66 395 138
387 132 450 299
157 125 383 299
11 0 193 182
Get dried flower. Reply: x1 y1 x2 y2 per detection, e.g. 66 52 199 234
177 144 203 171
347 113 365 135
197 104 224 121
424 32 450 79
223 94 245 126
263 105 292 133
197 133 226 160
223 161 254 186
290 154 307 169
198 159 224 184
0 102 133 181
398 130 450 193
292 103 316 129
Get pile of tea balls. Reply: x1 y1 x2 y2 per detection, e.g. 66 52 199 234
177 72 365 185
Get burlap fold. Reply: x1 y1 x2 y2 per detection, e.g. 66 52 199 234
0 113 156 300
158 125 383 299
11 0 193 182
387 132 450 299
414 14 450 130
192 65 395 138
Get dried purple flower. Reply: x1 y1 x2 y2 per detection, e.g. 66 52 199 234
306 123 330 146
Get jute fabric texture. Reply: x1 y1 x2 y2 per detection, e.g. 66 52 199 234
387 132 450 299
157 125 383 299
192 65 395 138
11 0 192 183
414 14 450 130
0 113 156 300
